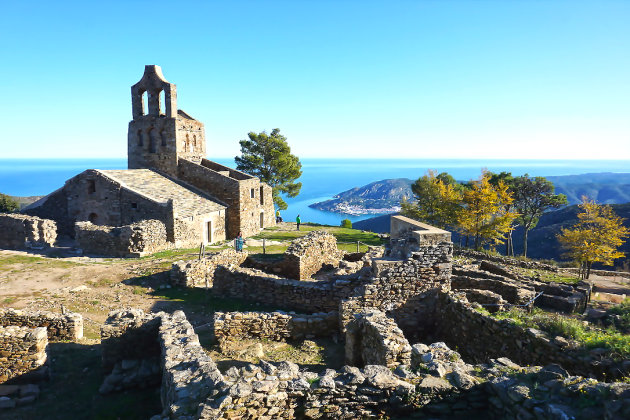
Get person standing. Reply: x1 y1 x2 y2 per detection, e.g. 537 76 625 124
276 209 282 223
296 214 301 231
235 231 244 252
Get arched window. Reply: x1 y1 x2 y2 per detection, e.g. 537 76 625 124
192 135 197 152
141 91 148 116
148 128 157 153
159 90 165 116
160 129 167 147
185 134 190 152
137 129 144 147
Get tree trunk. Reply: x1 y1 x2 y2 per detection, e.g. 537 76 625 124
523 229 529 258
586 261 592 279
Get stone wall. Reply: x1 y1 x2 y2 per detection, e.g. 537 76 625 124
390 215 452 244
213 265 364 313
345 310 411 368
0 326 47 384
75 219 170 257
436 293 629 380
0 308 83 341
341 241 453 340
170 249 248 288
278 231 345 280
213 311 338 345
100 309 162 372
0 213 57 249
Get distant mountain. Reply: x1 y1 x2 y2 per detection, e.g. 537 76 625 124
547 173 630 205
8 195 43 210
309 178 413 215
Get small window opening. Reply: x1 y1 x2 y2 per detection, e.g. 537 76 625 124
206 221 213 243
141 91 148 116
260 186 264 205
137 129 144 147
159 90 165 116
87 180 96 194
148 128 157 153
260 212 264 228
250 188 255 199
88 212 99 224
131 203 137 209
160 129 167 147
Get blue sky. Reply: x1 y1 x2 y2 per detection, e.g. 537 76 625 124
1 0 628 160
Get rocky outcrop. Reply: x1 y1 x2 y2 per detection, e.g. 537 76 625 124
0 326 47 384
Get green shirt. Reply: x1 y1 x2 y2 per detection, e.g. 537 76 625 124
296 216 301 223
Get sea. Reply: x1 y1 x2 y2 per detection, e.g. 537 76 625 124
1 158 629 226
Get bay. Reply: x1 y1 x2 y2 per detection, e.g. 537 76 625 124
1 158 629 227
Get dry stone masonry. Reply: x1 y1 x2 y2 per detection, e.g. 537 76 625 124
213 311 338 346
76 219 170 257
0 308 83 341
0 326 47 384
0 213 57 249
170 249 248 288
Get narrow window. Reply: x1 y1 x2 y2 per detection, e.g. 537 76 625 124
250 188 255 198
159 90 165 116
160 129 166 147
137 129 144 147
141 91 148 116
260 212 264 228
148 128 157 153
87 180 96 194
131 203 137 209
260 186 264 205
88 212 98 224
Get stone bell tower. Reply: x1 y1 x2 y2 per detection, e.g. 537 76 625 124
128 65 206 177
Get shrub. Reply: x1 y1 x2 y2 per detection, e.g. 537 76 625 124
340 219 352 229
0 193 19 213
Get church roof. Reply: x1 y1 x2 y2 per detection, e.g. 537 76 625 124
98 169 226 217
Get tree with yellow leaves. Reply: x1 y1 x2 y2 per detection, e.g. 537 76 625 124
401 170 462 229
557 198 629 279
457 171 518 250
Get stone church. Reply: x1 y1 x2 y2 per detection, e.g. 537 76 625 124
25 65 276 249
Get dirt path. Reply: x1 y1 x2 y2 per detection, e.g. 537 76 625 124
589 273 630 305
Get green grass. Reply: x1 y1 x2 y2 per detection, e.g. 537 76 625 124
492 308 630 359
516 268 581 285
608 299 630 332
2 296 17 304
253 224 387 248
0 254 80 270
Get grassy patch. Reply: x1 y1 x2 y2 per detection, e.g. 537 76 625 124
253 224 387 248
608 299 630 332
516 268 581 284
0 254 80 270
492 308 630 359
2 296 17 304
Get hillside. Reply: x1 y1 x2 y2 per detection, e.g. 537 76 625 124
309 178 412 215
548 173 630 205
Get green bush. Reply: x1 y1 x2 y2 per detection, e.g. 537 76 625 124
340 219 352 229
0 193 19 213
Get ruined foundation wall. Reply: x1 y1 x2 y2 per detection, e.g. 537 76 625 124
0 213 57 249
279 231 345 280
436 293 629 380
0 326 48 384
0 308 83 341
75 219 170 257
340 241 453 340
170 249 248 288
213 311 338 344
213 265 363 313
345 310 411 368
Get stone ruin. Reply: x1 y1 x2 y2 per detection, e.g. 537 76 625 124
0 308 83 409
85 216 630 418
0 213 57 250
3 216 630 417
75 219 171 257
